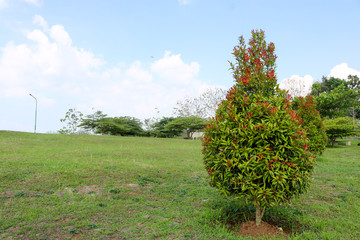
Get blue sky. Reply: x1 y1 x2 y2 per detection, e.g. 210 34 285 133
1 0 360 133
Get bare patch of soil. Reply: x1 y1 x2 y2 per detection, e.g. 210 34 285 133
234 221 289 239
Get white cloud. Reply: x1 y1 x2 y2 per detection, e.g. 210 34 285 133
33 15 48 30
50 25 72 46
279 75 313 97
329 63 360 80
126 61 153 83
1 15 212 132
0 16 105 98
151 51 200 86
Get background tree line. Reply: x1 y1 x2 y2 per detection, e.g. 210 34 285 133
58 88 225 138
58 76 360 143
296 74 360 145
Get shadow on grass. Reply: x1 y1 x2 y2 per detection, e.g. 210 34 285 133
203 196 311 236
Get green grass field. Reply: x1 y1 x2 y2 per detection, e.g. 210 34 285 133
0 131 359 239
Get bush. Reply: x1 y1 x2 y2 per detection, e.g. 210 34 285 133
293 95 328 155
202 30 315 226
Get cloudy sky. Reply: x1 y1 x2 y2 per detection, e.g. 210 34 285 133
1 0 359 133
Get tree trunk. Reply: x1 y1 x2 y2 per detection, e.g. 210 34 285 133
255 205 265 226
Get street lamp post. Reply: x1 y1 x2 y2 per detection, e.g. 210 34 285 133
29 94 37 133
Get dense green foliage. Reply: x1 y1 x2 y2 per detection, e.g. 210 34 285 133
150 117 183 138
292 95 327 155
95 116 144 136
166 116 207 138
202 30 315 225
323 117 359 145
79 110 108 134
311 76 360 118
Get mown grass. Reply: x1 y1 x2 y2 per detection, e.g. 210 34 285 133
0 131 359 239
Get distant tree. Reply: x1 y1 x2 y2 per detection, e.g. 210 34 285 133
151 117 183 138
345 75 360 90
173 87 226 118
58 108 84 134
97 116 144 136
79 110 107 134
165 116 207 138
199 88 227 117
314 84 359 118
279 75 312 97
311 76 344 96
311 75 360 118
323 117 358 145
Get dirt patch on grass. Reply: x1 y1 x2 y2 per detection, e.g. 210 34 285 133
234 221 289 239
57 186 103 197
125 183 139 188
76 186 103 195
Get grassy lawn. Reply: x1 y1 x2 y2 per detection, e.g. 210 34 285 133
0 131 359 239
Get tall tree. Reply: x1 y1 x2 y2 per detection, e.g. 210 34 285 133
202 30 315 226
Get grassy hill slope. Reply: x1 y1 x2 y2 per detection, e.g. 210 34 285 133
0 131 359 239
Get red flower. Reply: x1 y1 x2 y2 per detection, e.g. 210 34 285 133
244 53 250 62
208 170 213 174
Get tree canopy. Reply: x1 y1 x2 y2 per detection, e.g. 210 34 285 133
202 30 315 226
166 116 207 138
323 117 358 145
311 75 360 118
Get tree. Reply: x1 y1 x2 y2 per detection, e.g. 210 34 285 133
292 95 328 155
311 76 345 96
165 116 207 138
151 117 183 138
58 108 84 134
311 76 360 118
323 117 358 145
173 87 226 118
96 116 144 136
202 30 315 226
79 110 108 134
314 84 359 118
279 75 312 98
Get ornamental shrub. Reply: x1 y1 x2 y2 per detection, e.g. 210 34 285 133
202 30 315 226
293 95 328 155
